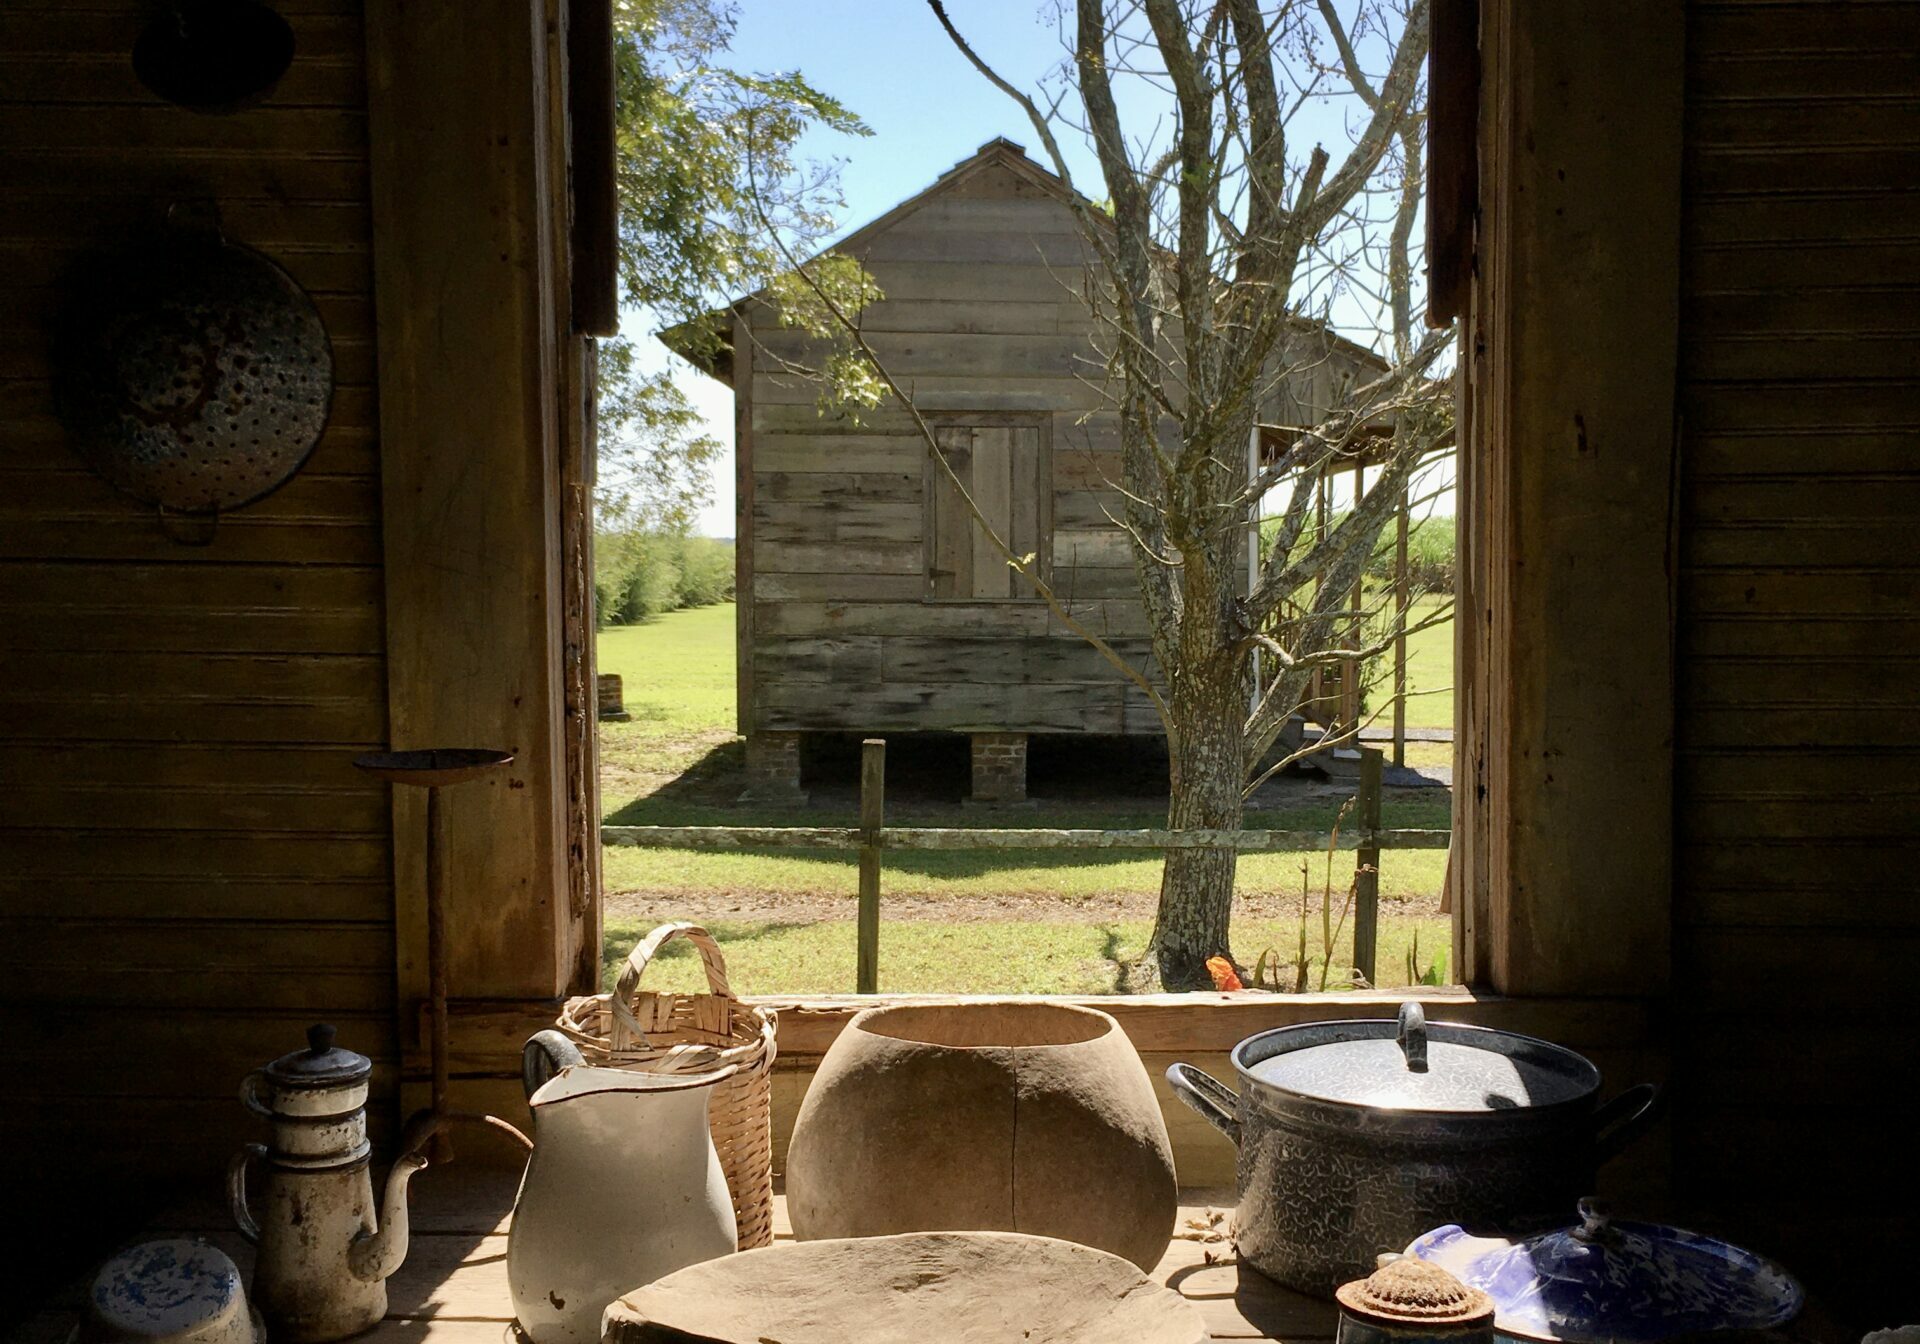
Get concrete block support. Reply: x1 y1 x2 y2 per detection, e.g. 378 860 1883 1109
968 732 1028 805
741 730 807 804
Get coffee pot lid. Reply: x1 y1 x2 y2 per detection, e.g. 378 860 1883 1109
262 1023 371 1089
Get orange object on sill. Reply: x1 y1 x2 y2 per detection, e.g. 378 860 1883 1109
1206 957 1243 992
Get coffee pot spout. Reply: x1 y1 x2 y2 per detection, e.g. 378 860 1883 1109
348 1152 428 1285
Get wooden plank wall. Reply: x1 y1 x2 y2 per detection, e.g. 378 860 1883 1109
746 160 1159 736
0 0 396 1192
744 154 1379 738
1672 0 1920 1293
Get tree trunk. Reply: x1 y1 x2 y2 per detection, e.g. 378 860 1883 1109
1145 658 1248 990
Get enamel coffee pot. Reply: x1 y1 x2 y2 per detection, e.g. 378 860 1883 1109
229 1025 426 1343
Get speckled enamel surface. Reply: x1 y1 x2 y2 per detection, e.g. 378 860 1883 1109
1231 1110 1590 1296
1405 1218 1803 1343
89 1239 254 1344
1238 1021 1598 1115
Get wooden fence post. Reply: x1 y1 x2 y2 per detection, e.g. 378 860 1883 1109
856 738 885 993
1393 487 1410 767
1353 746 1383 985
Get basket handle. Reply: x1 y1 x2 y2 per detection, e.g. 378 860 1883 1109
610 922 736 1045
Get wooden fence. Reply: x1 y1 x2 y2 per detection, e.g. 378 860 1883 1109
604 740 1450 992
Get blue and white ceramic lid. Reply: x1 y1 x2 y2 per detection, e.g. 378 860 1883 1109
1405 1199 1803 1344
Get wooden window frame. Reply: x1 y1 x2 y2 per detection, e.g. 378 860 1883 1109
920 411 1054 604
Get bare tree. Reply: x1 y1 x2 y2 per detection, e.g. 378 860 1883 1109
756 0 1452 990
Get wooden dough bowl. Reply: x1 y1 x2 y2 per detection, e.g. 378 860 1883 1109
602 1231 1211 1344
785 1001 1179 1271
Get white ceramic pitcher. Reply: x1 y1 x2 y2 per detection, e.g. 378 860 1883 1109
508 1037 738 1344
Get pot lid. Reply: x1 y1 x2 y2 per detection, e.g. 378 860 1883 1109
263 1023 371 1090
1405 1198 1803 1344
1238 1003 1598 1113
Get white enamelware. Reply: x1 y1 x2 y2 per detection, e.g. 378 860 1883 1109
508 1062 738 1344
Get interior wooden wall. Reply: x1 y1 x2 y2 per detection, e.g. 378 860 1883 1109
1671 0 1920 1305
0 0 398 1192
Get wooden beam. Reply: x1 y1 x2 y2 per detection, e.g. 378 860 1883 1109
564 0 618 335
1468 0 1683 995
1426 0 1480 324
735 314 756 734
427 990 1659 1071
365 0 573 1001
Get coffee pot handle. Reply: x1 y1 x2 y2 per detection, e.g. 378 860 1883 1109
238 1069 273 1119
228 1143 267 1244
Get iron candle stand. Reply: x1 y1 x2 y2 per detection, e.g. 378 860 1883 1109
353 747 532 1163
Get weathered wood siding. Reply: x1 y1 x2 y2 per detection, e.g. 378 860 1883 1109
743 152 1378 737
1672 0 1920 1277
745 161 1151 735
0 1 395 1183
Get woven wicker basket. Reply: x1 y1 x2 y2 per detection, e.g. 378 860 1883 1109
551 922 777 1249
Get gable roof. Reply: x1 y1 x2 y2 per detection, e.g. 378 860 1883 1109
658 137 1389 387
658 137 1082 382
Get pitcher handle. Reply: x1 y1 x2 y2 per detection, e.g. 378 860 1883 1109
1166 1062 1241 1146
228 1143 267 1244
522 1029 586 1101
1593 1082 1666 1166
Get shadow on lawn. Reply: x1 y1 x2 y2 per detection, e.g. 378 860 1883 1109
1098 924 1132 993
601 732 1453 881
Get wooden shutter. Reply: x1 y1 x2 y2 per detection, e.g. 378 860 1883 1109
925 422 1046 600
927 426 974 598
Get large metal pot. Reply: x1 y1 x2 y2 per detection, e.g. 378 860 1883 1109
1168 1004 1662 1298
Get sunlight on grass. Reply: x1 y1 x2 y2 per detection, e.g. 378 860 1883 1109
594 600 1456 995
604 913 1450 996
597 604 736 739
602 843 1449 903
1397 594 1454 730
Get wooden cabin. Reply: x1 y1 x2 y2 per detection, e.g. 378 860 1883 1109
668 139 1388 803
2 0 1917 1331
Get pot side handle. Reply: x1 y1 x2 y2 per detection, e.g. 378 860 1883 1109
1592 1082 1666 1166
1166 1062 1241 1146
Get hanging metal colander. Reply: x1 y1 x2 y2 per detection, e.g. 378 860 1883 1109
52 203 333 520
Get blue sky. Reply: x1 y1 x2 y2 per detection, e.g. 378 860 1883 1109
630 3 1421 535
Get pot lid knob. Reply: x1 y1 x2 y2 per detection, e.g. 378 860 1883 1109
307 1022 337 1056
1397 1001 1430 1072
1571 1197 1617 1245
1336 1255 1495 1326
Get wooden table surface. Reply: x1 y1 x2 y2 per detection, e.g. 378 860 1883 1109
11 1171 1338 1344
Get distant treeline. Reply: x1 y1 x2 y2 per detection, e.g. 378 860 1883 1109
595 532 735 625
1259 512 1456 592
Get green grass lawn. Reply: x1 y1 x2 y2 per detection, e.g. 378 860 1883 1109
594 599 1455 995
601 830 1448 905
1396 595 1454 730
603 912 1449 997
598 605 736 737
